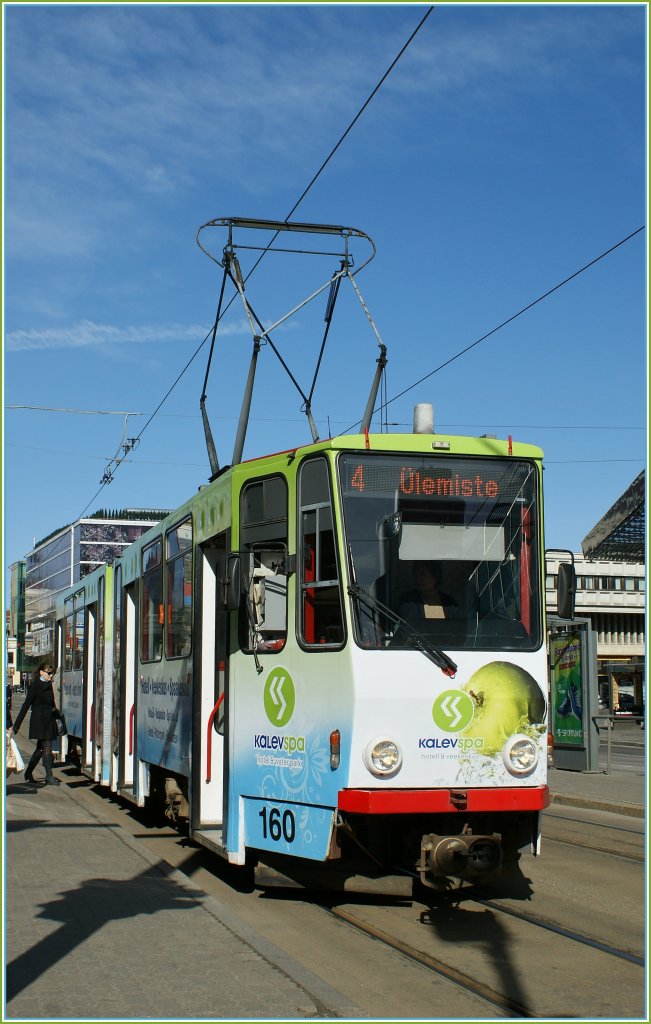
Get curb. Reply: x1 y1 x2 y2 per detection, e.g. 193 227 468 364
549 792 645 819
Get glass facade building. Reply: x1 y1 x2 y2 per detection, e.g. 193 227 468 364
22 508 170 670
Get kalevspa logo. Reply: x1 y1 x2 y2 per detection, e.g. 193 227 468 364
263 668 295 727
420 690 482 752
431 689 475 732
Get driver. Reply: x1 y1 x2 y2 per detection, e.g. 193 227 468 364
397 561 460 626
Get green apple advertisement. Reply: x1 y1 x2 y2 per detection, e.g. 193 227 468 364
551 631 584 747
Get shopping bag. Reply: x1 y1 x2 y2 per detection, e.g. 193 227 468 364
6 734 24 776
12 738 25 772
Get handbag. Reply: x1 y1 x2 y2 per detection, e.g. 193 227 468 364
53 712 67 737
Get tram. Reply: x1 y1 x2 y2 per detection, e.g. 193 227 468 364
54 219 570 893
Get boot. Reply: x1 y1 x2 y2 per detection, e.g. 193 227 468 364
43 749 61 787
24 750 42 784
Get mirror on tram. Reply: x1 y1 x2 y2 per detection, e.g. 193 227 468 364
223 552 243 611
557 562 576 619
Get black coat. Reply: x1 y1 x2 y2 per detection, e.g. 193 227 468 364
13 675 59 741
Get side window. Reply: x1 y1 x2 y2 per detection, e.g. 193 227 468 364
64 596 73 671
299 457 344 647
73 590 85 670
141 538 163 662
166 518 193 659
113 564 122 669
239 476 288 654
97 576 105 671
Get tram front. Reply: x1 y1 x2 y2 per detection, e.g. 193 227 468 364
333 436 549 887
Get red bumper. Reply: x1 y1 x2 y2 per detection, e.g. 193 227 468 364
337 786 549 814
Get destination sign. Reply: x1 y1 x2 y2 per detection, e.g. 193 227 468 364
341 458 500 500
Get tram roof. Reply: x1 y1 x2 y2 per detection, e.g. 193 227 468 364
581 470 646 563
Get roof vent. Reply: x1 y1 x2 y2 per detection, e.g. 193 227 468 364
413 403 434 434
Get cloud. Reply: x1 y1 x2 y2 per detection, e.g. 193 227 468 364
5 7 384 197
5 7 398 266
4 5 642 273
6 6 638 199
5 318 250 353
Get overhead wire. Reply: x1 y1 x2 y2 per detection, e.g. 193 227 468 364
95 6 433 494
342 225 646 432
129 7 435 459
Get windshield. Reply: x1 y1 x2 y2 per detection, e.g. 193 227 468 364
338 452 542 651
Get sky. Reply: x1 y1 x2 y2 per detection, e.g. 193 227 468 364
3 2 648 590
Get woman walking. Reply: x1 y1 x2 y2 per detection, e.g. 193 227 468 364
12 662 62 786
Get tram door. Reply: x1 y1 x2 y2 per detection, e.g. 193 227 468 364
83 606 96 773
192 532 229 834
92 575 108 785
116 582 138 796
53 620 69 764
110 564 122 792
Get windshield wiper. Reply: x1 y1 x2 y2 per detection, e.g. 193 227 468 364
347 583 457 677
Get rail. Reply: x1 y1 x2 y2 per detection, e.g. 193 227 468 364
592 714 645 775
129 704 135 756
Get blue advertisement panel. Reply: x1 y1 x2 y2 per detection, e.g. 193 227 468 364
136 669 192 776
62 671 84 738
228 660 351 861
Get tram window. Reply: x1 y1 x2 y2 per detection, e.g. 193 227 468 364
339 452 541 652
299 457 344 648
240 476 288 653
73 590 85 671
300 458 331 505
166 518 193 659
141 538 163 662
113 564 122 669
97 576 105 670
64 596 73 672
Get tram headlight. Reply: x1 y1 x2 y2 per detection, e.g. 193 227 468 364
502 734 539 776
363 737 402 777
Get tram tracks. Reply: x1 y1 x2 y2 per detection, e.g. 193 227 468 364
543 832 644 862
454 895 645 965
309 883 646 1020
301 808 646 1018
68 775 646 1018
324 903 533 1018
544 811 645 835
542 809 646 863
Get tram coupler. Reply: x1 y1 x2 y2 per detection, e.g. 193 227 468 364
419 832 502 887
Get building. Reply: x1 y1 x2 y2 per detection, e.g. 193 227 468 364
545 553 645 708
581 470 645 563
7 560 26 681
5 635 20 689
20 508 170 673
